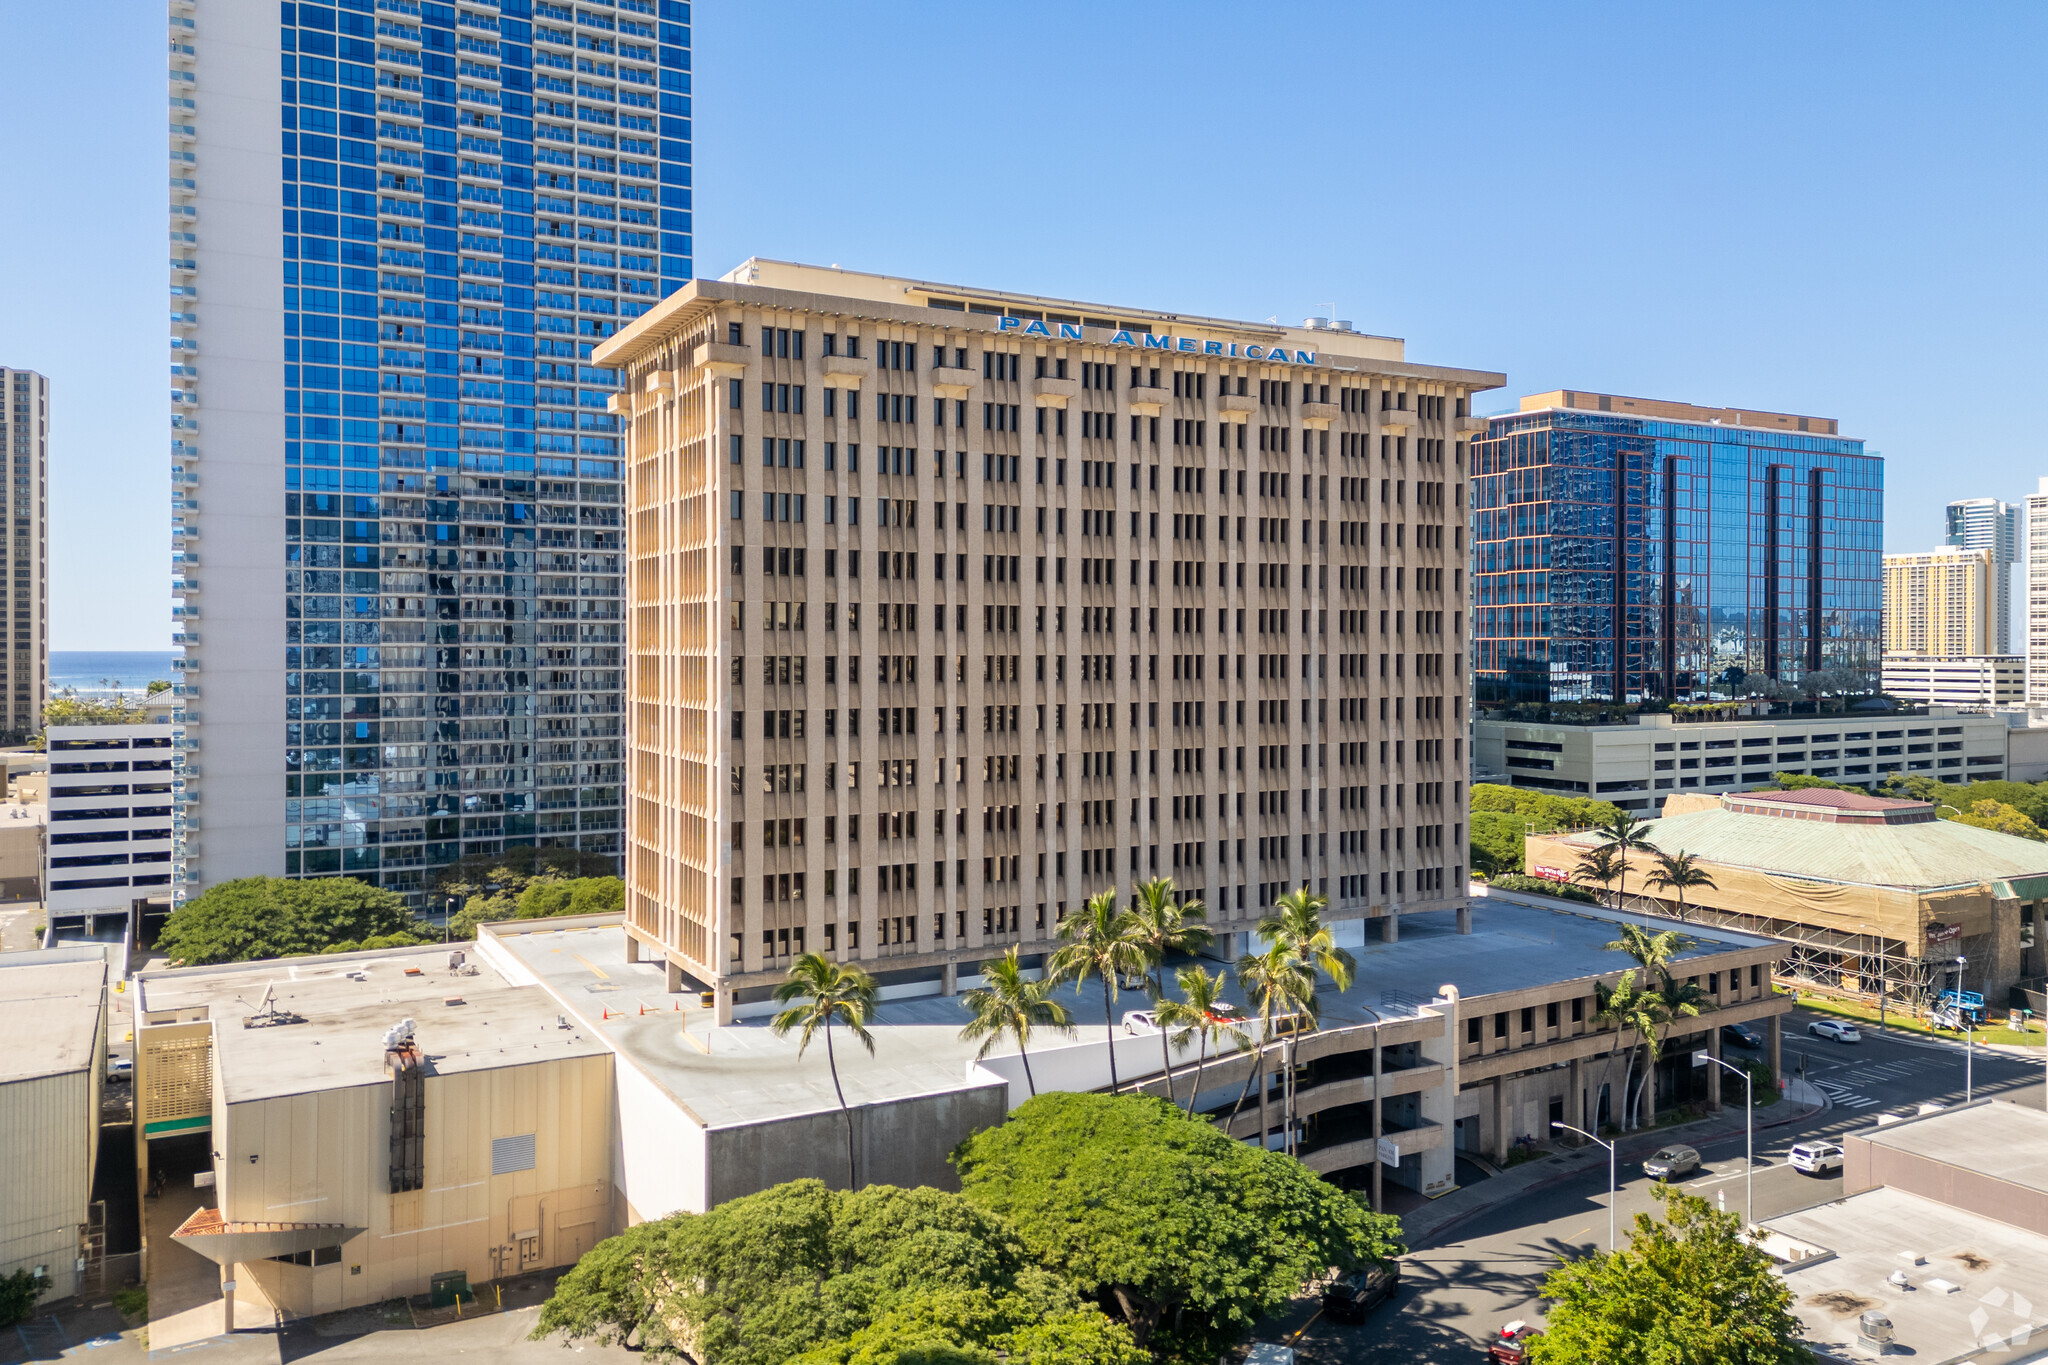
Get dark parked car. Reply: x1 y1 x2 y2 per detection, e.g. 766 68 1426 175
1720 1023 1763 1051
1321 1263 1399 1323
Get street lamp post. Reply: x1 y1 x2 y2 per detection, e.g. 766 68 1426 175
1955 955 1971 1103
1552 1121 1617 1253
1695 1049 1754 1229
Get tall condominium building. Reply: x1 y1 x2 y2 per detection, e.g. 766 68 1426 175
1883 547 1996 656
2030 479 2048 705
169 0 693 901
596 261 1503 1016
1944 496 2019 654
0 370 48 744
1472 391 1882 704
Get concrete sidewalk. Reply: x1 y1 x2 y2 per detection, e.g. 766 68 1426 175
1401 1077 1827 1248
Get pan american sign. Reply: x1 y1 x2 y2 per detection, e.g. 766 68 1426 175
997 314 1318 366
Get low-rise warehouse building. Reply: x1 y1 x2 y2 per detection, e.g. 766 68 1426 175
1526 787 2046 1003
1759 1102 2048 1361
126 895 1787 1337
0 948 109 1306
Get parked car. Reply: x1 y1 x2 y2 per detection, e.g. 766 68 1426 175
1719 1023 1763 1051
1243 1345 1295 1365
1122 1009 1159 1035
1788 1141 1843 1175
1321 1262 1400 1323
1643 1145 1702 1180
1809 1019 1862 1043
1486 1321 1544 1362
105 1056 133 1082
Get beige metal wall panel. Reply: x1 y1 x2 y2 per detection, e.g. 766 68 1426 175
0 1072 92 1299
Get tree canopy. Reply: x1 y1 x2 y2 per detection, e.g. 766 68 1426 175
952 1091 1403 1360
1946 798 2047 841
156 876 423 965
43 695 147 728
447 873 626 938
1471 784 1621 832
1529 1187 1813 1364
1469 808 1532 876
530 1180 1140 1365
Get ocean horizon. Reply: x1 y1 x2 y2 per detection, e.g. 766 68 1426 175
50 650 180 698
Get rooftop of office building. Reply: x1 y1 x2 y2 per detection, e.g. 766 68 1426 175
0 950 107 1084
596 258 1508 391
1511 388 1842 435
480 898 1774 1128
135 944 613 1105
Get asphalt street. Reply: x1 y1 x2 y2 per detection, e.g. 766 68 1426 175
1268 1009 2047 1364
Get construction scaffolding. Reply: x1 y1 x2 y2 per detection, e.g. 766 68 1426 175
1619 890 1973 1011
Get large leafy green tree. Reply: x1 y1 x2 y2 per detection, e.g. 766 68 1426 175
1529 1186 1814 1365
531 1181 1138 1365
1948 798 2047 841
1469 808 1533 876
156 876 421 965
954 1092 1402 1360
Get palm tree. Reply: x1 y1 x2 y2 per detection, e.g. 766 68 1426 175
1591 968 1646 1133
1154 965 1249 1117
1257 887 1356 1155
1591 809 1659 907
1225 942 1313 1142
1046 889 1148 1094
770 953 879 1189
1571 844 1625 906
1605 921 1688 985
1626 975 1707 1128
957 947 1074 1097
1127 877 1214 1106
1645 849 1717 923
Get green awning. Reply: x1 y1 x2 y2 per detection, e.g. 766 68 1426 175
1992 875 2048 900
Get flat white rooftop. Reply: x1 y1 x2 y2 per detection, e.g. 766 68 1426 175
0 951 106 1083
1764 1186 2048 1362
137 944 612 1104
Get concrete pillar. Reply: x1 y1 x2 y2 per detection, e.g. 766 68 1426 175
1569 1055 1585 1145
222 1266 236 1333
941 960 958 996
715 983 734 1026
624 933 641 964
1707 1024 1725 1112
1383 909 1399 944
1457 901 1472 935
1491 1078 1509 1162
665 958 683 993
1370 1029 1384 1212
1769 1012 1783 1086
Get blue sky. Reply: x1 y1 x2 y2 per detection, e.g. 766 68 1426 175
3 1 2043 649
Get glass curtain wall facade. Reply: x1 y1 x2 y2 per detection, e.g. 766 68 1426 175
172 0 691 900
1472 410 1881 703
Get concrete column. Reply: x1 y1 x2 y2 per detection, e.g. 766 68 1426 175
1370 1029 1384 1212
1569 1055 1585 1145
1491 1078 1509 1162
222 1266 236 1333
665 958 683 993
1457 901 1472 935
1383 909 1399 944
1707 1024 1725 1112
624 933 641 964
1769 1012 1783 1085
1256 1054 1271 1151
941 960 958 996
715 982 734 1026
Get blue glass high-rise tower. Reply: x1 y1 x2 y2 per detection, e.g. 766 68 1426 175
1471 391 1882 705
169 0 691 901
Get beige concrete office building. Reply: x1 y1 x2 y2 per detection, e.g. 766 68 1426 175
594 261 1504 1015
0 368 49 744
1880 652 2025 707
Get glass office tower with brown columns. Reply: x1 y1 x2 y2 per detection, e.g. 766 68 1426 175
595 260 1503 1019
